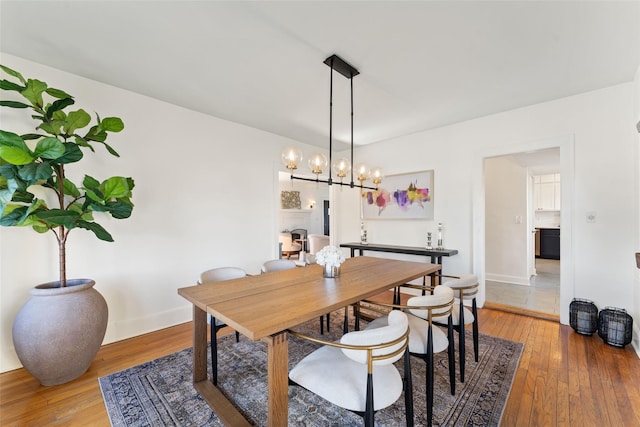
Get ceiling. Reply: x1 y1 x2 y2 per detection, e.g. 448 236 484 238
1 1 639 152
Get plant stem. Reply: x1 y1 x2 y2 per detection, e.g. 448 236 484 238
56 164 67 287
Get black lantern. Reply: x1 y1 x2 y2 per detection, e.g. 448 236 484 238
598 307 633 348
569 298 598 335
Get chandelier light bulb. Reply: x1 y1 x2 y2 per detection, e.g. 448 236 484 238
332 158 351 181
371 167 384 188
281 147 302 171
308 153 328 176
354 163 370 184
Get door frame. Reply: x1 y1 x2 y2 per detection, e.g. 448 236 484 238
473 134 574 325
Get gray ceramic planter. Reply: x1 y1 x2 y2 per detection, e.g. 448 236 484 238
12 279 108 386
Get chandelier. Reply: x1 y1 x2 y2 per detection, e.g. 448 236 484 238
281 54 383 190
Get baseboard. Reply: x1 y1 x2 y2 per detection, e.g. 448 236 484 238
483 301 560 322
485 273 530 286
102 305 192 345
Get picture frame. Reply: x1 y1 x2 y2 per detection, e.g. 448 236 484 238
281 191 301 209
361 170 434 220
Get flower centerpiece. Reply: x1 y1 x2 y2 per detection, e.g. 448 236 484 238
316 245 345 278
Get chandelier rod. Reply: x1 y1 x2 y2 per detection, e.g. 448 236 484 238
288 54 377 191
328 55 334 186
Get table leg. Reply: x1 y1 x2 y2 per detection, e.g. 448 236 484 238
264 331 289 427
193 305 208 382
192 305 251 426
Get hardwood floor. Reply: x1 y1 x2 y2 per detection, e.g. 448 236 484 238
1 308 640 426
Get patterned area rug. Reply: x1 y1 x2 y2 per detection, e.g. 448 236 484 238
99 310 523 426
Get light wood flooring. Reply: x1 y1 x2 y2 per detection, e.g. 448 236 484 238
486 259 561 319
1 305 640 426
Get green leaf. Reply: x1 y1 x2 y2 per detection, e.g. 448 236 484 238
0 205 28 226
45 97 74 119
83 175 103 204
63 109 91 135
100 117 124 133
0 80 25 92
0 147 34 165
76 220 113 242
17 162 53 183
105 200 133 219
0 130 34 165
84 125 107 142
21 79 48 107
56 142 83 164
45 87 72 99
0 100 29 108
34 209 79 227
21 133 44 141
73 136 95 152
101 176 129 199
0 178 18 211
32 224 50 233
11 189 35 204
0 65 26 84
0 130 29 149
33 137 65 159
63 178 81 198
83 175 100 190
101 141 120 157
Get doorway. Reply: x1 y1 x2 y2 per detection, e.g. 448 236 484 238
473 134 574 325
483 149 561 317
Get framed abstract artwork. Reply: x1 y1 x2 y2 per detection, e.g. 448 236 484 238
361 170 434 220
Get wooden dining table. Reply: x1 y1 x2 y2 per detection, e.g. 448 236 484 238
177 255 441 427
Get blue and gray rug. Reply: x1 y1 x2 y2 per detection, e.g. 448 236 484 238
99 311 522 426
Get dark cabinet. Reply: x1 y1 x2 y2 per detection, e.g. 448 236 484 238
539 228 560 260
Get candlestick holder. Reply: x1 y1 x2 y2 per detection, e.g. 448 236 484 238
436 222 444 250
426 232 433 250
360 222 368 245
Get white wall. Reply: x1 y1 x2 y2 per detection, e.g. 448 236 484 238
634 64 640 353
335 82 637 332
0 54 318 372
484 156 529 285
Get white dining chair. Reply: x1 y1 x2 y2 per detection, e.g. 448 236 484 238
360 285 455 427
198 266 247 385
432 274 480 383
288 310 413 427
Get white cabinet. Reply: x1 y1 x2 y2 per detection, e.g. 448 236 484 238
534 174 561 211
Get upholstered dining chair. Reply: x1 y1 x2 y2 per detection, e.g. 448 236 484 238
308 233 330 255
359 285 455 427
198 266 247 385
432 274 480 383
260 258 296 273
288 310 413 427
279 232 302 259
261 259 330 334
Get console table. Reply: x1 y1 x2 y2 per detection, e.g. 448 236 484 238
340 242 458 265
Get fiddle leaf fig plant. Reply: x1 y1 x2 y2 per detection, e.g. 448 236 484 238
0 65 134 287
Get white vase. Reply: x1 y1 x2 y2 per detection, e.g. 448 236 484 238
323 264 340 278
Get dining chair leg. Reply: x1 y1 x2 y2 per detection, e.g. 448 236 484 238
365 373 374 427
426 324 434 427
210 321 219 386
403 348 414 427
458 298 466 383
234 331 240 342
447 316 455 395
343 307 349 334
472 299 479 362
